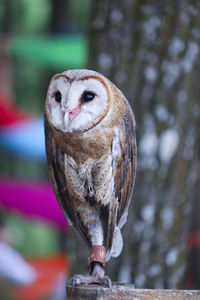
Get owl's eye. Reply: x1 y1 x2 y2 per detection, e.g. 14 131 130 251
81 91 95 103
54 91 62 103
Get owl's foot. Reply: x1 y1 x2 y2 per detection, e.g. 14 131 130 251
69 273 112 288
69 262 112 288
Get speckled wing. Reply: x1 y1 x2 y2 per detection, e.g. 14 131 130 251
114 101 137 229
44 113 91 247
104 100 137 258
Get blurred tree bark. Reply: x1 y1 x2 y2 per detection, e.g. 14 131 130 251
88 0 200 289
50 0 69 34
2 0 14 34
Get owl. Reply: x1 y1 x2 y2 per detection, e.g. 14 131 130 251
44 69 136 287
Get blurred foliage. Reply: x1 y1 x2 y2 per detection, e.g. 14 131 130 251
0 280 14 300
5 212 61 256
13 61 48 114
65 229 88 276
0 0 91 35
0 149 47 179
11 35 87 71
68 0 91 31
0 3 93 292
0 0 50 34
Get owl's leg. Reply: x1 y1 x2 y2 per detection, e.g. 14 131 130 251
69 246 112 288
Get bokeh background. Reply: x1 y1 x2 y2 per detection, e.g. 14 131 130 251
0 0 200 299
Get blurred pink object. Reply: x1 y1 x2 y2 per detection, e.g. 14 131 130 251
0 178 68 231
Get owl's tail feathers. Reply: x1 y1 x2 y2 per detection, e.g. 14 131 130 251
106 227 123 262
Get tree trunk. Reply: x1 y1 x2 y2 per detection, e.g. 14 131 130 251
2 0 14 34
50 0 69 34
88 0 200 289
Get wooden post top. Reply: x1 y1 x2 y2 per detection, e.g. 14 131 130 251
66 283 200 300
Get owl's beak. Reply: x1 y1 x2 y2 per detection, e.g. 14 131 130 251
64 107 81 127
69 107 81 120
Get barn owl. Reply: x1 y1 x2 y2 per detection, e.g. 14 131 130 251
44 69 137 287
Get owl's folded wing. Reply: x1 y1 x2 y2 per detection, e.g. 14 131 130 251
44 113 91 246
104 101 136 258
113 102 137 229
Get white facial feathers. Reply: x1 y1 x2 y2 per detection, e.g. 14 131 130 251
48 74 108 132
48 76 70 129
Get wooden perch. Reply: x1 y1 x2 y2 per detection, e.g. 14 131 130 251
66 283 200 300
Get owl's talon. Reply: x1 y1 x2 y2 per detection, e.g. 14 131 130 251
101 275 112 288
72 278 80 288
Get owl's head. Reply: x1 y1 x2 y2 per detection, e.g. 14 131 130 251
46 69 111 133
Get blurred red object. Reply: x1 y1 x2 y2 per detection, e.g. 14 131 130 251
14 253 70 300
0 94 30 126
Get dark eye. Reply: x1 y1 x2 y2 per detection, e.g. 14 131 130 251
81 91 95 103
54 91 62 103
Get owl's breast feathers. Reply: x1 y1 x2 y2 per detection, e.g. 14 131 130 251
44 80 136 257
